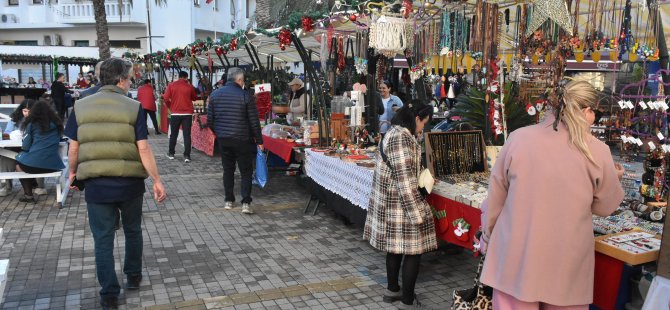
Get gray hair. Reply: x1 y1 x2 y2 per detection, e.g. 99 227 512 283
226 67 245 82
99 58 133 86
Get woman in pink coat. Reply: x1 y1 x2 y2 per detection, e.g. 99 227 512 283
480 80 625 309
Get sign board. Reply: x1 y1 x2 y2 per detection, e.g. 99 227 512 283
657 211 670 278
255 83 271 94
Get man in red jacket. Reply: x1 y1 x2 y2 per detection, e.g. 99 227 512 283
163 71 197 162
137 79 161 135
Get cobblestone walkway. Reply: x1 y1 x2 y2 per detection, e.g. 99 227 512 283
0 135 478 310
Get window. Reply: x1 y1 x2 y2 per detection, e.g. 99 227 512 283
109 40 141 48
8 0 18 6
32 0 43 4
193 0 200 6
15 40 38 46
246 0 255 18
74 40 89 47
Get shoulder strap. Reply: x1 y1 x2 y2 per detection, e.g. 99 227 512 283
379 138 392 169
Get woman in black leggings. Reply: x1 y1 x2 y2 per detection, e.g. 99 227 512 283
363 100 437 309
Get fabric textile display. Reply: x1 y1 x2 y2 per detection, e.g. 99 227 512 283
369 15 415 58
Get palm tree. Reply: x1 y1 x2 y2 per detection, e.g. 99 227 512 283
92 0 112 59
449 83 535 145
50 0 167 60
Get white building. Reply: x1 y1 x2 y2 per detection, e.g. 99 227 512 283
0 0 257 84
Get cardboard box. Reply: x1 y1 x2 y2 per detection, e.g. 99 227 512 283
657 212 670 278
595 231 661 265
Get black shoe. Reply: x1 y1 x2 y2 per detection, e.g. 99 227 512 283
155 130 162 135
126 274 142 290
100 295 119 310
19 196 35 203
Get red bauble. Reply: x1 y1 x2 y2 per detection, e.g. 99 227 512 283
280 45 286 51
349 14 357 22
230 38 238 51
402 0 412 18
156 50 163 56
216 47 223 56
302 16 314 32
278 28 292 49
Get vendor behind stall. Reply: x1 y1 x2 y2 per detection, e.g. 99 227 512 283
287 78 310 124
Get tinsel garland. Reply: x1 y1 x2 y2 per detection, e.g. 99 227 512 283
256 91 272 120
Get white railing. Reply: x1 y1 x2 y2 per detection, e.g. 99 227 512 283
58 2 133 23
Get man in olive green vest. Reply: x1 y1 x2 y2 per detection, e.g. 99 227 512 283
64 58 167 310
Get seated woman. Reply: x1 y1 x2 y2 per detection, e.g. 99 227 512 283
0 100 33 197
15 100 65 203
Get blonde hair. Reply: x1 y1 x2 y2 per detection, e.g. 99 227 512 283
559 80 599 163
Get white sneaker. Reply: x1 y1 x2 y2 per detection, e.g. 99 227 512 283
224 201 234 210
0 187 9 197
241 203 254 214
33 188 48 196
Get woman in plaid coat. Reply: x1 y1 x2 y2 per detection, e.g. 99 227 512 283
364 100 437 310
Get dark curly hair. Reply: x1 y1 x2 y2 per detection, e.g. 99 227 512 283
10 99 35 124
20 99 63 134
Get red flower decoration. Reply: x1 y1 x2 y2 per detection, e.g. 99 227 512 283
302 16 314 32
216 47 224 56
230 38 238 51
402 0 412 18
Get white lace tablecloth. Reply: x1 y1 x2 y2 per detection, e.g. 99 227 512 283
304 149 374 210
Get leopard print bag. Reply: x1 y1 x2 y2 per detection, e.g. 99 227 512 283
451 256 492 310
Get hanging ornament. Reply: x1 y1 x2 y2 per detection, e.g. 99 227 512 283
278 28 293 50
401 0 413 19
191 45 197 56
230 37 238 51
526 103 537 116
452 218 471 242
175 50 184 59
349 14 357 22
302 16 315 32
216 46 224 56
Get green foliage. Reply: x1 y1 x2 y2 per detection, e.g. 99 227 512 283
449 83 535 145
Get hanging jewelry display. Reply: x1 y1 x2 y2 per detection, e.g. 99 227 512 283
369 13 415 58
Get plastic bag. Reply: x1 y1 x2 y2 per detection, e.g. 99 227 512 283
253 147 268 188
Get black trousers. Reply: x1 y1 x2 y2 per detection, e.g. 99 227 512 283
168 115 192 157
218 139 256 204
144 109 159 133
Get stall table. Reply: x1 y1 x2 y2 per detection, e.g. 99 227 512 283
0 88 47 104
191 114 216 156
263 135 297 163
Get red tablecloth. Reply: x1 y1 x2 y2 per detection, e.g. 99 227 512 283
427 194 482 250
263 135 297 163
191 115 216 156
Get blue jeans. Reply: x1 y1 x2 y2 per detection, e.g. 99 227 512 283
87 195 143 297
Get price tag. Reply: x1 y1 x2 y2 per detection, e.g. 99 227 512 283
658 132 665 141
626 101 635 109
648 141 657 151
620 135 628 143
662 101 669 111
639 101 648 109
618 100 625 109
636 138 644 146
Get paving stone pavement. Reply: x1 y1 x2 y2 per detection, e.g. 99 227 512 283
0 134 479 310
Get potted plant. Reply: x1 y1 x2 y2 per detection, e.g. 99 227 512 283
272 95 290 114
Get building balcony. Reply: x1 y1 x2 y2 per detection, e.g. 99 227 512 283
57 1 143 24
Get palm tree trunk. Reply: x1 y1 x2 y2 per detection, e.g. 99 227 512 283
93 0 112 60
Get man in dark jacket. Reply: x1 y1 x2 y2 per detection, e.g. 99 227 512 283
207 67 264 214
50 73 73 120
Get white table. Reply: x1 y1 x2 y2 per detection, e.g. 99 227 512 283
304 149 375 210
0 140 21 160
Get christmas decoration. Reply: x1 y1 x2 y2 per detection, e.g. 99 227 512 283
230 37 238 51
349 14 357 22
525 0 573 37
279 28 293 51
216 46 224 56
453 218 471 242
301 16 315 32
